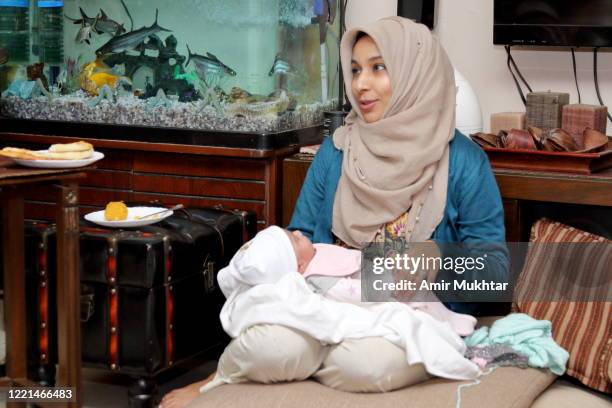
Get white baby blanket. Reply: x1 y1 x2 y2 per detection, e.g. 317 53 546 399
217 226 481 381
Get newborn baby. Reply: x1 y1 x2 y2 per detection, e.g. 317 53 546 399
285 229 477 336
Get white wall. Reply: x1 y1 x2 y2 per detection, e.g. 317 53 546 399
345 0 612 132
345 0 397 29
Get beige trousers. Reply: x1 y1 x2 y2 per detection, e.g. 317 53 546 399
214 324 429 393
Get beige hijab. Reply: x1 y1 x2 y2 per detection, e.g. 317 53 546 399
332 17 456 248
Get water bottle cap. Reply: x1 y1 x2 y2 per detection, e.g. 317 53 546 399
38 0 63 7
0 0 29 7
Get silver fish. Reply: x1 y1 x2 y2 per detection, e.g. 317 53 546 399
93 9 126 37
66 7 125 41
268 54 295 76
75 23 94 45
65 7 96 27
96 9 170 55
186 45 237 77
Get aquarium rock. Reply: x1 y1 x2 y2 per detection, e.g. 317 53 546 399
2 79 52 101
87 85 115 108
1 93 334 133
145 88 174 111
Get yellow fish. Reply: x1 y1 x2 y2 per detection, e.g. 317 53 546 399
79 56 128 96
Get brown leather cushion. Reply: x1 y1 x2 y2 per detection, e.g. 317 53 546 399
187 367 555 408
513 218 612 393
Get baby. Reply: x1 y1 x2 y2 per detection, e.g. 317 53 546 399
284 228 477 336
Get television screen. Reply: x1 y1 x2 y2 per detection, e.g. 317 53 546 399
397 0 435 29
494 0 612 47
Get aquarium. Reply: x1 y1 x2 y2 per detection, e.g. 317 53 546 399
0 0 340 134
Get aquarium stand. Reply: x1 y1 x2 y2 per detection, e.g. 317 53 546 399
1 122 323 228
0 118 323 150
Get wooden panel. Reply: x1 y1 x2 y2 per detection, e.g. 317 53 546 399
1 132 298 158
134 152 265 180
81 169 132 189
96 149 134 171
78 188 133 207
282 156 312 226
494 168 612 207
265 159 280 228
0 142 134 171
502 199 521 242
133 174 266 200
0 133 307 227
496 175 612 206
132 192 266 222
24 187 132 207
25 202 98 221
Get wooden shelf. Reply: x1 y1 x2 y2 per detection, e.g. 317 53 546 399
282 154 612 241
1 133 314 228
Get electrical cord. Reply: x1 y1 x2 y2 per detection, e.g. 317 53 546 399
571 48 581 104
506 46 533 92
593 48 612 123
505 45 533 106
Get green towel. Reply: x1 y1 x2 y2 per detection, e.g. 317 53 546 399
465 313 569 375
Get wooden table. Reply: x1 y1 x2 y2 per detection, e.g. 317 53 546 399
0 160 86 407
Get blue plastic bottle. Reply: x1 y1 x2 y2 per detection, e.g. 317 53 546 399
37 0 63 64
0 0 30 62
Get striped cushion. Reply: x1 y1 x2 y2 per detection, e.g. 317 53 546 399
513 218 611 393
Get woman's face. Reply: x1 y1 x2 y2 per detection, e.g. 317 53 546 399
351 35 392 123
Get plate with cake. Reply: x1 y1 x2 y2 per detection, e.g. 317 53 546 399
85 202 174 228
0 141 104 168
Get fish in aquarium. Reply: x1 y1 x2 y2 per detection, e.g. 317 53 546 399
268 54 297 77
0 0 340 134
74 23 94 45
186 45 237 78
65 8 127 42
96 9 170 55
79 56 130 96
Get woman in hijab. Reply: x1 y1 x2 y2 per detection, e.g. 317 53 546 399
160 17 507 407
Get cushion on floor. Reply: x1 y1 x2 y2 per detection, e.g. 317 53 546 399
531 379 612 408
186 366 556 408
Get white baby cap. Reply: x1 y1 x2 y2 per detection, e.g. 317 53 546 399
221 225 298 289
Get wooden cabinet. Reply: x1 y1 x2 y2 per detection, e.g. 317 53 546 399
1 133 302 229
282 154 612 239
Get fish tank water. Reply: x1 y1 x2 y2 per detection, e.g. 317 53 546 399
0 0 340 134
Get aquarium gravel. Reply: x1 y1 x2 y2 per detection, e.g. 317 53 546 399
0 93 335 133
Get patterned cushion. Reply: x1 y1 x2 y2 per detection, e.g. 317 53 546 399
513 218 611 393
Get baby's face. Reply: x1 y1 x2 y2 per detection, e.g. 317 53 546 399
285 230 315 274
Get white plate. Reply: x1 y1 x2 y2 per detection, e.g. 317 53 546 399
84 207 174 228
12 151 104 169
